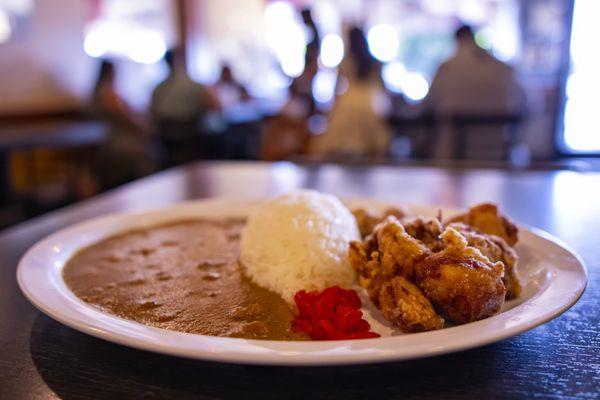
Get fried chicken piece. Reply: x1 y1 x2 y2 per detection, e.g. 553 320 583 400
402 215 444 251
378 276 444 332
415 227 506 324
384 207 407 220
349 219 384 289
352 209 379 238
349 241 368 277
375 217 432 282
448 222 521 299
349 241 375 289
350 217 432 306
350 216 429 282
446 203 518 246
350 210 513 332
352 207 407 238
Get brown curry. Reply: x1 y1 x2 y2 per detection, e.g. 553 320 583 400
63 219 305 340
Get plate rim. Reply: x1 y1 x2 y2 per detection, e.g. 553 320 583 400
16 197 588 366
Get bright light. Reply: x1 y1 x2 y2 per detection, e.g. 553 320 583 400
382 62 429 102
367 24 399 62
475 28 493 50
491 4 519 62
382 61 406 93
190 41 219 84
83 29 108 58
1 0 34 15
551 171 600 240
279 56 305 78
476 22 519 62
264 1 307 78
422 0 455 16
0 8 11 43
312 69 337 104
402 72 429 101
456 0 486 24
264 1 294 23
83 21 166 64
312 1 341 34
319 34 344 68
492 31 518 62
127 31 166 64
266 70 292 89
563 0 600 152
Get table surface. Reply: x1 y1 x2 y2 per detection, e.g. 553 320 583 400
0 120 108 150
1 162 598 399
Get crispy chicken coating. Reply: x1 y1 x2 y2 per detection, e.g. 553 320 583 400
350 216 430 283
446 203 518 246
375 218 432 282
350 202 519 333
378 276 444 332
402 215 444 251
349 241 369 281
352 207 407 238
349 218 446 331
349 217 431 306
415 228 506 324
447 222 521 299
349 241 380 290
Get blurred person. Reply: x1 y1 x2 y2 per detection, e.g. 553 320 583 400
92 60 153 189
260 79 311 161
423 25 526 158
260 9 322 161
311 26 391 160
287 7 321 117
150 48 220 166
260 70 313 161
301 8 320 52
213 64 250 108
290 44 319 117
259 42 318 161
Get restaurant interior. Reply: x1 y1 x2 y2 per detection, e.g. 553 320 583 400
0 0 597 228
1 1 600 398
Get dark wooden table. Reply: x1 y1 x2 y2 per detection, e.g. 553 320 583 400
1 162 598 399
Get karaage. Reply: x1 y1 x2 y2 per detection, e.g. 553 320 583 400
446 203 518 246
350 203 520 332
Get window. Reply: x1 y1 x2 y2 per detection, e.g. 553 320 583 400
561 0 600 153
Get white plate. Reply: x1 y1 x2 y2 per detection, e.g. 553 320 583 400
17 198 587 366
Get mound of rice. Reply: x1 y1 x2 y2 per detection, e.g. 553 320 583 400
240 190 360 303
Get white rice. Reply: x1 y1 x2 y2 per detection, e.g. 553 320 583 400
240 190 360 303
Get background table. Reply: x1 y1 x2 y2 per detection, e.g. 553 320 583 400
1 162 598 399
0 119 107 207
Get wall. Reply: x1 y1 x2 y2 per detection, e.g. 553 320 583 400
0 0 95 115
186 0 274 89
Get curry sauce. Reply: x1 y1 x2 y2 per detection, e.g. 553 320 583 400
63 219 305 340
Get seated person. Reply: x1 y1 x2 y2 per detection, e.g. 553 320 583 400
213 65 250 108
422 25 526 159
311 27 391 161
92 60 153 188
150 48 220 166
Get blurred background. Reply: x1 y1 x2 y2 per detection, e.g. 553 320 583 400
0 0 597 228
